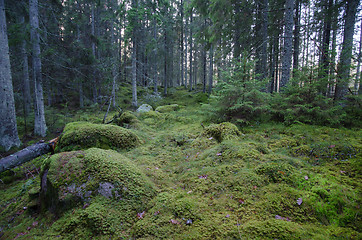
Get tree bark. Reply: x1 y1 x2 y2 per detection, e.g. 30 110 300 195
292 0 300 73
189 11 193 91
180 0 184 86
280 0 294 89
132 38 138 107
208 46 214 94
0 142 52 174
0 0 21 151
30 0 47 137
335 0 360 100
355 19 362 94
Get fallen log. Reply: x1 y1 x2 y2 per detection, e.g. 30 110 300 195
0 137 58 174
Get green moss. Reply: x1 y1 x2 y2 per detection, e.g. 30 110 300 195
155 104 180 113
56 122 140 152
114 111 140 128
202 122 241 142
255 161 296 184
41 148 156 215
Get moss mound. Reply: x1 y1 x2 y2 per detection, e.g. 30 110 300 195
202 122 241 142
56 122 140 152
114 111 140 128
155 104 180 113
40 148 156 214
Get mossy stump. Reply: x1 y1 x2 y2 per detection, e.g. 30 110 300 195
40 148 156 215
56 122 140 152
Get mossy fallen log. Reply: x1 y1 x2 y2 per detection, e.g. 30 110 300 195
0 140 55 173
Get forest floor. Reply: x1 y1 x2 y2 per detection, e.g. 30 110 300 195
0 87 361 239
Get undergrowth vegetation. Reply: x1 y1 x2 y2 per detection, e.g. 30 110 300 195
201 57 362 128
0 87 361 239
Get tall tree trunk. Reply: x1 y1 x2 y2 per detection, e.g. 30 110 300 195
208 46 213 94
319 0 333 94
202 47 207 93
0 0 21 151
20 16 32 117
153 21 158 94
164 30 168 95
335 0 360 100
255 0 268 80
30 0 47 137
189 12 193 91
132 38 138 107
261 0 268 79
111 20 118 107
292 0 300 73
355 19 362 94
180 0 184 86
184 17 188 89
280 0 294 89
91 4 97 103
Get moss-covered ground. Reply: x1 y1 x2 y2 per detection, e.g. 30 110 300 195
0 88 361 239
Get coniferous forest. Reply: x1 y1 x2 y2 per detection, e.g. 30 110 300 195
0 0 361 239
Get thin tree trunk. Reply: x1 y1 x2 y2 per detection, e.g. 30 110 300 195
0 0 21 150
20 16 32 116
180 0 184 86
208 46 214 94
30 0 47 137
153 21 158 94
184 17 188 89
164 30 168 95
132 38 138 107
91 4 97 103
111 20 118 107
280 0 294 89
189 12 193 91
355 19 362 94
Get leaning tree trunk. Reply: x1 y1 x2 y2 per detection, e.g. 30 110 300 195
0 0 21 151
30 0 47 137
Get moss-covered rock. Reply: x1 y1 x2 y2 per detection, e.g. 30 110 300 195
40 148 156 215
202 122 241 142
155 104 180 113
56 122 140 152
136 104 154 114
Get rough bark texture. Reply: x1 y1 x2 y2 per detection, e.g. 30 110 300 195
335 0 360 100
280 0 294 89
0 142 51 173
0 0 21 151
30 0 47 137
